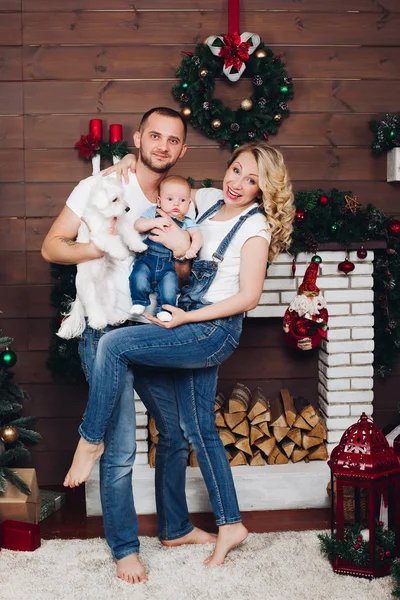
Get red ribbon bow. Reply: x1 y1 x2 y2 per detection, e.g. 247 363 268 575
219 32 251 71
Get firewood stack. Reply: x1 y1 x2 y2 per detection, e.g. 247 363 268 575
147 384 328 468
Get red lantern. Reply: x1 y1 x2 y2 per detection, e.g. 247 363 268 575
338 258 355 275
318 195 329 207
329 414 400 578
388 220 400 237
295 209 306 223
357 247 368 260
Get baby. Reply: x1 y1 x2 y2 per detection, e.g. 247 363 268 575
129 175 203 322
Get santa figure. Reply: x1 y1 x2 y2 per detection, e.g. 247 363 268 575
283 259 328 351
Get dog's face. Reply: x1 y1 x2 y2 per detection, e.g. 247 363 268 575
91 177 130 219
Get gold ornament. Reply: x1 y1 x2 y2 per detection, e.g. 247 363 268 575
255 49 267 59
344 194 361 216
274 113 283 122
211 119 222 130
181 107 192 119
0 425 19 444
240 98 253 111
199 68 209 78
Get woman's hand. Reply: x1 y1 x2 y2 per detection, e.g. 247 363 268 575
145 306 189 329
101 153 137 184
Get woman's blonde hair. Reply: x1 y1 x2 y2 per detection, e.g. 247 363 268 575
227 141 295 262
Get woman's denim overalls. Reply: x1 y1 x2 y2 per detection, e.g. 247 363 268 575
79 199 262 552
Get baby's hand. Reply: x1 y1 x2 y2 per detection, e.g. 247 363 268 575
157 218 172 230
185 248 198 260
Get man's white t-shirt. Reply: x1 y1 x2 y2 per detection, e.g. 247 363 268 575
66 173 155 322
195 187 271 304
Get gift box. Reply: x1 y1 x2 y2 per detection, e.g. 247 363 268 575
0 468 41 524
0 519 41 551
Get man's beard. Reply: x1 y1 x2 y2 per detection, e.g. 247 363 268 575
139 149 176 174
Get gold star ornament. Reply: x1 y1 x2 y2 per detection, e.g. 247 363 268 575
344 194 361 216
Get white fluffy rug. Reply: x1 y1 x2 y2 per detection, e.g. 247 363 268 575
0 531 393 600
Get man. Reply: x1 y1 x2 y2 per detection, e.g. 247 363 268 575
42 108 214 584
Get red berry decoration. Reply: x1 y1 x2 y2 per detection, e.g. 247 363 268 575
356 535 363 542
379 521 384 526
357 247 368 259
338 258 355 275
385 550 391 557
354 543 360 550
295 209 306 224
388 219 400 237
318 195 329 207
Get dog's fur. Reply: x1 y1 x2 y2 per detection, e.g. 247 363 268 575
57 176 147 339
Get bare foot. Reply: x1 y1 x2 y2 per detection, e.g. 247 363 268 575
116 554 148 584
204 522 248 567
63 437 104 487
161 526 217 547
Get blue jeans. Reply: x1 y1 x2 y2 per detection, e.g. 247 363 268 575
79 324 193 558
129 253 179 314
79 316 243 528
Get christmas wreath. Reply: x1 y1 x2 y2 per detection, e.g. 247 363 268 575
172 37 293 149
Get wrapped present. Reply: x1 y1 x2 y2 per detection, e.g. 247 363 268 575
39 489 66 522
0 519 41 551
0 468 41 524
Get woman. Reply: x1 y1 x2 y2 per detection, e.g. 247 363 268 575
64 141 295 567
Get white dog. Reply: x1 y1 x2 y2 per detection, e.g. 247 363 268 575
57 176 147 339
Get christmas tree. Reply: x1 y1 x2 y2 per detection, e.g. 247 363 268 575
0 328 42 494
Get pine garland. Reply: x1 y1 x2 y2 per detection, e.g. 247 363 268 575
370 113 400 155
318 524 395 567
392 560 400 597
172 42 293 149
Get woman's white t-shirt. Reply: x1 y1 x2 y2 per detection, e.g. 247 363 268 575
195 188 271 304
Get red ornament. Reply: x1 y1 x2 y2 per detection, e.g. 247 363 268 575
295 209 306 223
318 195 329 207
109 124 123 144
74 134 100 160
219 32 251 71
354 543 360 550
357 247 368 260
89 118 102 140
385 550 391 557
338 258 355 275
357 535 363 542
388 219 400 237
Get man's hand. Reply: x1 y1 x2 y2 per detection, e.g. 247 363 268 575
148 208 190 256
101 154 137 184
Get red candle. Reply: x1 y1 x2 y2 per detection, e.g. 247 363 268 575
89 119 102 140
109 124 123 144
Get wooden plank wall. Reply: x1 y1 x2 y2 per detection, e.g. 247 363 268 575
0 1 399 484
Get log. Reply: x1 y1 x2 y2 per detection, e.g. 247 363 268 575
249 450 264 466
251 411 270 425
286 428 302 447
149 443 156 468
254 436 276 457
280 389 296 427
302 434 324 450
224 411 246 430
308 444 329 461
250 425 264 446
235 437 253 457
214 392 225 412
219 428 236 446
273 426 290 443
281 440 295 459
270 395 288 428
189 450 199 467
267 446 289 465
229 449 247 466
292 448 309 463
228 383 252 413
293 396 311 414
258 422 271 437
293 415 313 430
248 387 269 422
148 416 159 440
309 420 328 440
232 418 250 438
301 404 320 428
215 410 226 428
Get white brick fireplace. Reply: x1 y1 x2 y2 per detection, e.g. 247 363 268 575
86 249 376 516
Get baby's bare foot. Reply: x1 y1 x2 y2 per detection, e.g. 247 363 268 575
204 523 248 567
63 437 104 488
161 526 216 547
116 554 148 584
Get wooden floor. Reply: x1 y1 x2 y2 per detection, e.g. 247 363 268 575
40 486 330 540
